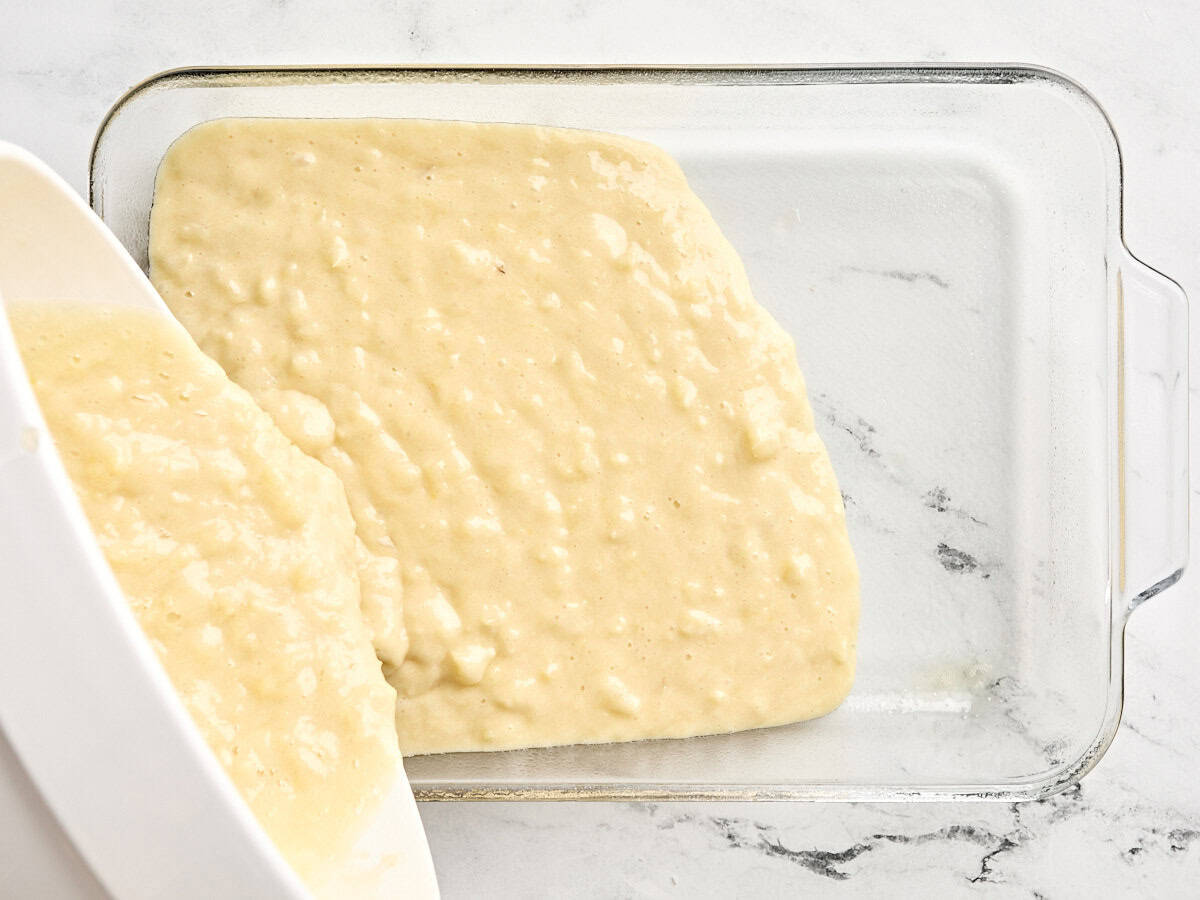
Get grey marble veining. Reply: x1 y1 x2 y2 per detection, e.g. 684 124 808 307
3 1 1199 897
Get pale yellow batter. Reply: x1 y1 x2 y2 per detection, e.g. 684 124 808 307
8 302 401 887
151 118 860 754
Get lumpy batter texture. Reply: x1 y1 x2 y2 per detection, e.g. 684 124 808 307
150 118 860 754
8 302 401 885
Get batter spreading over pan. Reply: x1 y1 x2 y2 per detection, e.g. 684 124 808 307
149 117 859 754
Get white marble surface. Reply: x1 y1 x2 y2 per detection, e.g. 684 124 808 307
3 1 1199 896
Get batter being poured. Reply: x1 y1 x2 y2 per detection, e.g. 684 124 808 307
8 303 403 890
151 118 860 754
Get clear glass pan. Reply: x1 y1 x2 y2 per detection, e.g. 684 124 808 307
90 66 1188 801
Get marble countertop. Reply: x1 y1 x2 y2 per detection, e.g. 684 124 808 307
3 1 1197 896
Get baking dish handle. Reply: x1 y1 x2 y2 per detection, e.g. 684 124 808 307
1120 254 1189 612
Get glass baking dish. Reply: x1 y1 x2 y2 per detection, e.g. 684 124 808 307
89 66 1188 802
